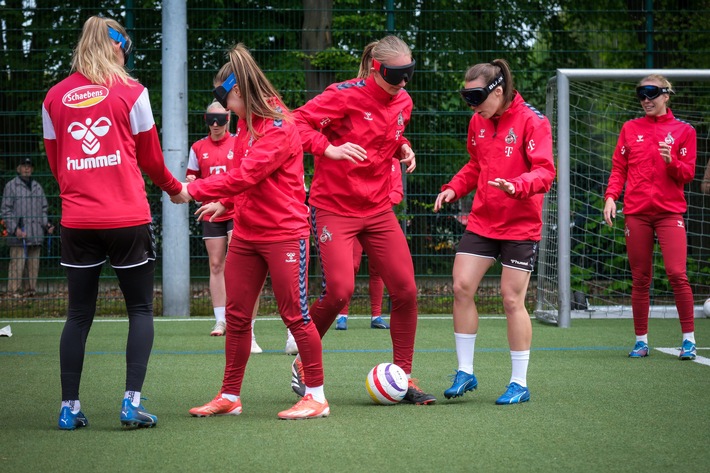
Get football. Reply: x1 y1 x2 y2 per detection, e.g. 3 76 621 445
703 298 710 317
365 363 408 405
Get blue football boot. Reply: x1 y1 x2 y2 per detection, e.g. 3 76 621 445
628 341 649 358
58 406 88 430
679 339 696 360
120 398 157 428
443 370 478 399
495 382 531 405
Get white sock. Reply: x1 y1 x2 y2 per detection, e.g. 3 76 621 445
636 334 648 344
220 393 238 402
509 350 530 387
338 314 348 319
61 400 81 414
124 390 141 407
454 332 477 374
251 319 256 340
304 385 325 403
682 332 695 344
214 306 226 323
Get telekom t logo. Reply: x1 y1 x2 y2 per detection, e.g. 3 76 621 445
68 117 112 155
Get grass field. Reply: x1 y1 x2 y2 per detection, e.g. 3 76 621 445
1 315 708 473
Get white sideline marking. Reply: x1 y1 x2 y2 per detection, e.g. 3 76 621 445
655 347 710 366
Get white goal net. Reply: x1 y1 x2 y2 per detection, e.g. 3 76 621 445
537 69 710 327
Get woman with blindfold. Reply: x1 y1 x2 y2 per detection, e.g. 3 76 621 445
603 74 698 360
43 16 183 430
291 35 435 405
172 43 329 420
186 101 264 354
434 59 555 405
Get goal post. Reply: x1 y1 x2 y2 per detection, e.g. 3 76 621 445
538 69 710 328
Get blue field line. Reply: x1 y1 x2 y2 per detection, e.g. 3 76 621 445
1 345 631 357
0 315 478 324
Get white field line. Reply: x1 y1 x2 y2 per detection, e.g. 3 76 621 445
655 347 710 366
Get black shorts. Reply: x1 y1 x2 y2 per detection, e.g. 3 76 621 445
202 219 233 239
60 224 156 269
456 231 538 272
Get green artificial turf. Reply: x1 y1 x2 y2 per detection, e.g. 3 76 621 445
1 316 708 472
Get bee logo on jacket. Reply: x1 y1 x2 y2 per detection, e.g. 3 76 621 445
364 112 373 121
285 252 297 263
67 117 112 155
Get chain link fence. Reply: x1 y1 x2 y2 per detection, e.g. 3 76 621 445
1 1 709 317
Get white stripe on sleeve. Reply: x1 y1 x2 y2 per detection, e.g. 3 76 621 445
42 105 56 139
129 88 156 135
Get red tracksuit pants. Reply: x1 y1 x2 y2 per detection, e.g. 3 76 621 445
310 207 418 374
221 237 324 395
341 238 386 316
625 213 695 336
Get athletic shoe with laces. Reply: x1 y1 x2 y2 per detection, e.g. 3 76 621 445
495 382 530 405
277 394 330 420
628 341 649 358
58 406 88 430
120 398 157 428
189 394 242 417
291 357 306 397
284 331 298 355
251 337 263 354
210 321 226 336
335 316 348 330
679 339 696 360
402 378 436 405
443 370 478 399
370 316 390 329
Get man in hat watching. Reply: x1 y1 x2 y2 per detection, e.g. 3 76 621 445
1 158 54 296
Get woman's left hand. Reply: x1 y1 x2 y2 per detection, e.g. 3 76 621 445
195 201 226 222
400 144 416 173
488 178 515 195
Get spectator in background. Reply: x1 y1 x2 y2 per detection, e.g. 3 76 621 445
186 101 262 354
701 159 710 195
335 158 403 330
1 157 54 297
43 15 183 430
603 74 698 360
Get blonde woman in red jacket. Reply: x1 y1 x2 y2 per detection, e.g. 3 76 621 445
173 44 328 420
434 59 555 405
603 74 698 361
293 35 435 405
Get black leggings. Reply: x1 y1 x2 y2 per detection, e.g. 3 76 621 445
59 261 155 400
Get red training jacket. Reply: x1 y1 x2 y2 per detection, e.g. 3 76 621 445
187 102 309 242
442 92 555 241
187 133 237 222
42 72 181 229
294 75 412 217
604 109 696 215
